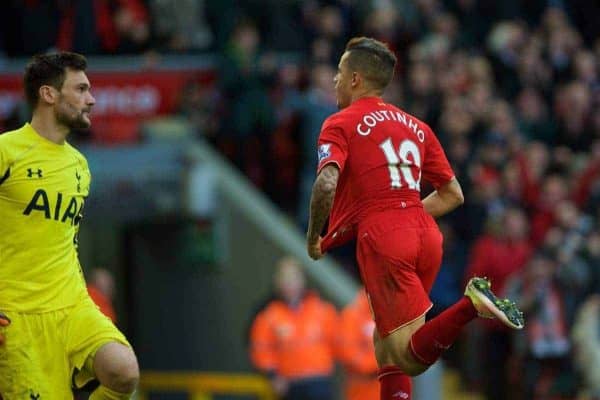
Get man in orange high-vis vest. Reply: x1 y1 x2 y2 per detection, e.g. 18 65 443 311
249 256 339 400
87 268 118 323
339 288 379 400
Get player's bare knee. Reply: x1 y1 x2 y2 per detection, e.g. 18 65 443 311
95 344 139 393
106 352 139 392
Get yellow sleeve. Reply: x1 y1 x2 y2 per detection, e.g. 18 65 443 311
79 152 92 190
0 143 8 181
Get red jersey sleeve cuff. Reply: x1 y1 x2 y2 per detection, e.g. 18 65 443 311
433 175 456 190
317 160 342 175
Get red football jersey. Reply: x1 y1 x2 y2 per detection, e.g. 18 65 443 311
316 97 455 251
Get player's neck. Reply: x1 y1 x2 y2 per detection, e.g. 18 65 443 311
351 88 382 104
30 111 69 145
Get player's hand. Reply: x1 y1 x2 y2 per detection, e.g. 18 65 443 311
307 236 324 260
0 311 10 346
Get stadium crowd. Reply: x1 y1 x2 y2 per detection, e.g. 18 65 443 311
2 1 600 399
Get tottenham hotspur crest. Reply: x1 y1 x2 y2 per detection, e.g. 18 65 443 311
318 143 331 163
75 170 81 193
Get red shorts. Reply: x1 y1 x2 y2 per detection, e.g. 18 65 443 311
357 208 443 337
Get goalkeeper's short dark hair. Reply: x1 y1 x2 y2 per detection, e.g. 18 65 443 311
24 52 88 110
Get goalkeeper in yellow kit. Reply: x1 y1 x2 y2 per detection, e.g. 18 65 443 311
0 53 139 399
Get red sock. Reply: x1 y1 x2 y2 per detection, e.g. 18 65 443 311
378 366 411 400
409 297 477 365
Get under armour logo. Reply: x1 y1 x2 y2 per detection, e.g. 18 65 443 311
27 168 42 178
75 170 81 192
30 392 40 399
392 391 409 399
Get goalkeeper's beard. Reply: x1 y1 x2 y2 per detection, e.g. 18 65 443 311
55 101 92 130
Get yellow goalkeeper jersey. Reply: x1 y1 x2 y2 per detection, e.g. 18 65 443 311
0 123 90 312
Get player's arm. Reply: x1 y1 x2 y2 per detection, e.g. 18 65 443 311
307 164 340 259
421 126 463 218
421 177 464 218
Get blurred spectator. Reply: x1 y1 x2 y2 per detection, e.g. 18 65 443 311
429 222 468 316
311 6 347 63
573 50 599 87
553 202 596 321
505 252 573 399
515 87 556 144
404 62 440 123
517 38 552 95
466 207 532 296
452 148 506 242
111 0 150 53
0 0 151 56
249 257 338 400
487 20 527 98
281 62 337 226
572 295 600 399
464 206 532 400
362 3 416 68
437 96 475 146
177 79 221 140
57 0 149 54
86 267 117 323
242 0 311 53
217 19 276 189
574 140 600 210
148 0 212 52
511 141 550 207
338 288 378 400
57 0 115 54
530 174 569 245
0 0 62 56
554 81 592 152
582 230 600 294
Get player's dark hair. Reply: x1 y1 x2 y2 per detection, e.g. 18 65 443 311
344 37 397 91
23 52 88 110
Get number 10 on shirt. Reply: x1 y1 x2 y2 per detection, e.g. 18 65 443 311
379 137 422 191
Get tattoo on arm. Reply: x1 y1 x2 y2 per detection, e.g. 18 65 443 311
307 165 340 242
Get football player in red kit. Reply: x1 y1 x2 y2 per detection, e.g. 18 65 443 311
306 37 524 400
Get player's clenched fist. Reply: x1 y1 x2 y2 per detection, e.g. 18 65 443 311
0 311 10 346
